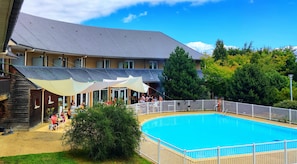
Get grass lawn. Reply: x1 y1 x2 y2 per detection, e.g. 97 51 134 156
0 151 152 164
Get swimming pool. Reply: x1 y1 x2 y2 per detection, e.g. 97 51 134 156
141 114 297 158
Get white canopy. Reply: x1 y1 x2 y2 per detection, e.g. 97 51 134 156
103 76 149 93
28 76 149 96
80 80 125 93
28 78 94 96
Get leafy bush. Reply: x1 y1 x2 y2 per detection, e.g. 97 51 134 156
62 103 141 161
273 100 297 109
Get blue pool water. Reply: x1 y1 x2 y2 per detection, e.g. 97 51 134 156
141 114 297 158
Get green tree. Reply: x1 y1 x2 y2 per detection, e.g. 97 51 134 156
269 48 296 75
201 56 233 98
212 39 227 63
265 70 288 103
227 42 253 56
62 103 141 161
242 41 253 54
226 64 280 105
162 46 207 100
205 44 296 105
227 47 241 56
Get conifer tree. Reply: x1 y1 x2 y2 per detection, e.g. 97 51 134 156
162 47 207 100
212 39 227 63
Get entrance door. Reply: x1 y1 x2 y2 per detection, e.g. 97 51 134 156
112 88 126 103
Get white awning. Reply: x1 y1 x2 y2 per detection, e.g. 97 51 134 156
103 76 149 93
82 76 149 93
28 76 149 96
28 78 94 96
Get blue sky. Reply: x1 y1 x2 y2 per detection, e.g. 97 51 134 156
21 0 297 54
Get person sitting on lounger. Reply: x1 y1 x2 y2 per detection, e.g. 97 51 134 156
50 113 59 130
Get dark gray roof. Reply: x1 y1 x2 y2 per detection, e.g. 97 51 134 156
13 65 163 83
13 65 203 83
11 13 202 60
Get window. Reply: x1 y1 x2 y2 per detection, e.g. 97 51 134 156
34 98 40 109
122 60 134 69
48 96 54 104
77 93 87 106
74 58 87 68
53 57 63 67
32 56 44 66
149 61 158 69
105 60 110 68
74 58 82 68
118 60 134 69
101 90 108 102
11 53 25 66
97 59 110 68
62 57 68 67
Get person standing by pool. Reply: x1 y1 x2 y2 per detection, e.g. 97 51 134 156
158 95 163 101
217 98 221 112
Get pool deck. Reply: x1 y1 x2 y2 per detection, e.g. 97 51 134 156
0 119 71 157
1 111 296 163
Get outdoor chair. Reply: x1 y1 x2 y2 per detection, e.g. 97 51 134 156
48 118 59 131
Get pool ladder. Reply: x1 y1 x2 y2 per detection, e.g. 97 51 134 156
223 108 228 115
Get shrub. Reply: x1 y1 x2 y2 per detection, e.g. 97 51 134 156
101 104 141 159
273 100 297 109
62 103 141 161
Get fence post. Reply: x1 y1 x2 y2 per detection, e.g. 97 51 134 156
222 99 224 112
174 100 176 112
160 101 163 113
202 99 204 111
183 149 187 164
289 109 292 124
215 98 218 111
252 104 254 117
158 138 161 164
146 102 149 114
269 106 272 120
284 140 287 164
187 100 191 111
253 143 256 164
217 146 220 164
236 102 238 114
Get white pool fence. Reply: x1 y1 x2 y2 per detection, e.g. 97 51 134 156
127 99 297 164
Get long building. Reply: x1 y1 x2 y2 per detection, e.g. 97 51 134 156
1 11 203 130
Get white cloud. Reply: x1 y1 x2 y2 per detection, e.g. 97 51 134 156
139 11 148 16
21 0 221 23
224 45 237 50
123 14 137 23
186 41 238 54
190 0 222 6
122 11 148 23
186 41 214 54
